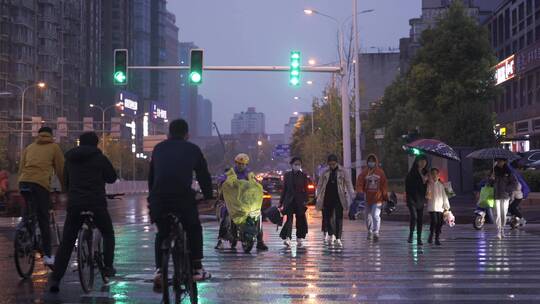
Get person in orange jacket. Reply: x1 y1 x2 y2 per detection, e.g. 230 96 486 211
356 154 388 242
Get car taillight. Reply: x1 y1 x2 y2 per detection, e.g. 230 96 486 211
263 194 272 199
307 184 315 190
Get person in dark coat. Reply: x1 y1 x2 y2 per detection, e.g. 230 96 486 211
491 158 518 239
279 157 309 247
406 155 429 245
48 132 117 292
148 119 213 290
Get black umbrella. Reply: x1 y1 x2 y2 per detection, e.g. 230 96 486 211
403 139 460 161
466 148 520 161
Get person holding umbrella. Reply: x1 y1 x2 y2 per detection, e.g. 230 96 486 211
406 155 429 245
491 158 518 239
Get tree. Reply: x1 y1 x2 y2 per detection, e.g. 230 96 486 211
365 2 497 178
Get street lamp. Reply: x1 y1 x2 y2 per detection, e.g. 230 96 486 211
306 80 313 85
6 82 46 156
308 59 317 66
303 5 374 177
89 102 121 153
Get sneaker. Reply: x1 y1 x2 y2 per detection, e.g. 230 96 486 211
330 235 336 244
324 233 330 244
283 238 292 248
47 274 60 293
334 239 343 247
496 233 503 240
367 232 373 240
373 234 379 243
256 241 269 251
417 238 423 246
193 268 212 282
297 238 304 248
153 269 162 293
102 266 117 277
44 255 55 266
519 218 527 226
215 239 224 250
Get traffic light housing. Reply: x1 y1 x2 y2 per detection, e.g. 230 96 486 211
289 51 301 87
113 49 128 85
189 49 203 85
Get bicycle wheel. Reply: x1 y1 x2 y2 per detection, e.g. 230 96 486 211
77 228 95 293
161 246 172 304
172 245 184 304
14 224 35 279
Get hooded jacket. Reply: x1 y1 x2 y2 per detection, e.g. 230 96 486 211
316 165 355 211
18 131 65 191
356 154 388 205
64 145 117 208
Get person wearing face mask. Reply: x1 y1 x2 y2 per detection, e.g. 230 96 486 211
316 154 355 247
356 154 388 242
279 157 309 247
406 155 429 245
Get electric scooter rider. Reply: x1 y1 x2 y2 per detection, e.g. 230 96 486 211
215 153 268 251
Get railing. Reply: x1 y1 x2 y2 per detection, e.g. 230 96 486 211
106 180 148 194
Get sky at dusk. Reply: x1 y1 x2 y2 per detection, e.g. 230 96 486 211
169 1 422 134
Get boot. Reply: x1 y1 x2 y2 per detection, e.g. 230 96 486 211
407 232 413 243
435 236 441 246
257 241 269 251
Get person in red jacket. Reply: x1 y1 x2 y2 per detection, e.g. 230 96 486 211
356 154 388 242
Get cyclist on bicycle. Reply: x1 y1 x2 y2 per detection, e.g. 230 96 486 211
148 119 213 291
215 153 268 251
18 126 64 267
48 132 117 293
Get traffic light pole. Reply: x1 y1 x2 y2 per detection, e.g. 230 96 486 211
128 65 340 73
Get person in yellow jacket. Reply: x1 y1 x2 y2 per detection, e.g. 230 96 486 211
18 126 64 266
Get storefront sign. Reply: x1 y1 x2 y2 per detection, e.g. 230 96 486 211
516 42 540 74
495 55 515 85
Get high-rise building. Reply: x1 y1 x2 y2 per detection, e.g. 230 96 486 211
163 10 180 119
196 95 213 137
486 0 540 151
132 0 152 101
400 0 501 73
179 42 199 133
231 107 265 135
357 52 400 111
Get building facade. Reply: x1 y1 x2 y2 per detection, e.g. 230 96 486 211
163 10 180 119
231 107 265 135
487 0 540 151
358 52 400 111
196 95 212 137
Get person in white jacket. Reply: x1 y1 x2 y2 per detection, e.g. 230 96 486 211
426 168 450 246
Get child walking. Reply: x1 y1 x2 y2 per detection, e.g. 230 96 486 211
426 168 450 246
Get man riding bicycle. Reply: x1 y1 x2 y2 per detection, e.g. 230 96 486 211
148 119 213 291
48 132 117 293
215 153 268 251
18 126 64 267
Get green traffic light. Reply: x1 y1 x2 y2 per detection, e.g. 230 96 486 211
114 71 126 83
411 148 422 155
290 78 300 86
190 71 202 83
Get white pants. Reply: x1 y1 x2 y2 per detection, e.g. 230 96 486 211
493 198 510 234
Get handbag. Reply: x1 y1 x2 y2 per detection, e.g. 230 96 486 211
478 186 495 208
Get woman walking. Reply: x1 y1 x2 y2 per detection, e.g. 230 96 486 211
491 158 518 239
426 168 450 246
406 155 429 245
316 154 355 247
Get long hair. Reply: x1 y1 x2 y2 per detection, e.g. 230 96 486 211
408 155 429 177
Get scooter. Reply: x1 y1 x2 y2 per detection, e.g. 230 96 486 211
473 205 493 230
216 200 262 253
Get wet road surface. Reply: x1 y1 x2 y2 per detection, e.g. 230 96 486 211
1 194 540 303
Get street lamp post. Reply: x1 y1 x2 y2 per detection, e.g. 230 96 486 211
89 103 121 153
7 82 46 156
304 6 374 177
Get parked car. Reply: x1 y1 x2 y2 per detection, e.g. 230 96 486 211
262 175 283 193
515 150 540 169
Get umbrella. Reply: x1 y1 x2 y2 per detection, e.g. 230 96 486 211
403 139 461 161
466 148 520 161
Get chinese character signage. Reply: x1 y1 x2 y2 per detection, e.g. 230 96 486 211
495 55 515 85
515 42 540 75
151 103 167 120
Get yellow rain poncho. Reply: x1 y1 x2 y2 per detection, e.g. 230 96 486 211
221 168 263 225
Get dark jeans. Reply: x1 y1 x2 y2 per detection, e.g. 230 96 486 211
152 203 203 270
323 200 343 239
429 212 443 238
52 207 115 281
19 182 52 256
280 205 308 240
509 199 523 218
408 205 424 236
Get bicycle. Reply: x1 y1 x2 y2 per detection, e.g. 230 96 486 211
77 193 123 293
161 213 198 304
76 211 109 293
13 186 61 279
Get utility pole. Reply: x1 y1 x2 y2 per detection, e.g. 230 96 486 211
353 0 363 177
